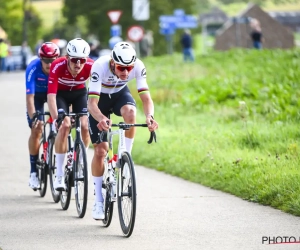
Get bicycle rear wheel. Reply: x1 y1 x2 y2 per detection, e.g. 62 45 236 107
73 140 88 218
60 166 72 210
117 151 136 237
102 158 114 227
48 139 60 203
37 140 47 197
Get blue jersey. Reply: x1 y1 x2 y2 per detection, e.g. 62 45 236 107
25 58 49 94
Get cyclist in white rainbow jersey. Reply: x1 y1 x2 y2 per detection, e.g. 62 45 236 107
87 41 158 220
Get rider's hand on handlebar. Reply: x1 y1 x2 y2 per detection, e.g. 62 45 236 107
30 112 42 129
146 115 158 132
51 119 58 133
97 116 112 131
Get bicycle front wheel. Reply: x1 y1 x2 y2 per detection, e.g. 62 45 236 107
73 140 88 218
37 140 47 197
60 166 72 210
48 138 60 203
117 151 136 237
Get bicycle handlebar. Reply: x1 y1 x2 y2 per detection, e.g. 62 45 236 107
56 112 88 129
63 112 88 117
148 131 156 144
111 123 156 144
32 111 51 119
111 123 148 128
96 122 157 144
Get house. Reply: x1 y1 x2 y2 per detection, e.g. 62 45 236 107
214 3 294 50
268 11 300 32
199 7 229 35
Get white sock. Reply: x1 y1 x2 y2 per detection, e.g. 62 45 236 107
93 176 103 202
56 153 66 177
125 137 134 154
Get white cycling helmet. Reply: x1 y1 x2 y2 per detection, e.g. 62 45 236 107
111 42 136 66
66 38 90 57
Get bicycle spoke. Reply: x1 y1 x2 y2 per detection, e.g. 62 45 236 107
74 141 88 218
48 140 60 203
117 152 136 237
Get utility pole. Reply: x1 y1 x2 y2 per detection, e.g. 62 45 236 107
22 0 30 43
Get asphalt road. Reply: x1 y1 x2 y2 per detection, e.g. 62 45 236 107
0 72 300 250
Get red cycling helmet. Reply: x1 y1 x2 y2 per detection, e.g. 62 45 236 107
38 42 60 58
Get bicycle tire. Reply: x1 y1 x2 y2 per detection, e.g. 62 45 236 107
48 138 60 203
37 140 47 197
117 151 137 237
102 158 114 227
60 166 72 210
73 140 88 218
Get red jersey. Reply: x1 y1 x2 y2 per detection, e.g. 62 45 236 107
47 57 94 94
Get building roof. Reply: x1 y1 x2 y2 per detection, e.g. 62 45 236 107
268 11 300 24
199 7 228 24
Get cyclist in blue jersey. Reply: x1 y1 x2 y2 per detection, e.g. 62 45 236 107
26 42 60 191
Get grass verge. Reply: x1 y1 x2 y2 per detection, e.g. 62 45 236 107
129 49 300 216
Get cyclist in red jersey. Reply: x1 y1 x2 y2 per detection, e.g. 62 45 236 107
47 38 94 191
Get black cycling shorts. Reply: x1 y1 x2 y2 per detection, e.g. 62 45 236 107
88 86 136 144
56 88 88 114
26 92 47 128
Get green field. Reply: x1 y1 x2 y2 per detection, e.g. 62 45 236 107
220 1 300 16
129 48 300 216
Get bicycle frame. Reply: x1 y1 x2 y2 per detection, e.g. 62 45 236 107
107 128 126 163
72 113 84 156
35 111 54 166
42 115 54 165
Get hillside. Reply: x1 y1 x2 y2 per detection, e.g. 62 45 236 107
32 0 300 29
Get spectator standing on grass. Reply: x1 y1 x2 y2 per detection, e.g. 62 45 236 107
0 38 9 72
140 30 154 57
180 29 194 62
250 18 263 49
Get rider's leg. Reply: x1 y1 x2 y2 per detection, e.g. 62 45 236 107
92 142 107 200
54 116 70 178
79 115 91 178
91 142 108 220
80 115 90 148
28 121 43 173
28 121 43 190
120 104 137 154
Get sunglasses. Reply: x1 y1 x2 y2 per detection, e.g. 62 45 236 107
41 58 56 64
69 57 87 64
115 64 134 72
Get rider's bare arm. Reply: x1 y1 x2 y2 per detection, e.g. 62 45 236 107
139 92 154 118
87 97 106 122
47 93 58 120
26 94 35 119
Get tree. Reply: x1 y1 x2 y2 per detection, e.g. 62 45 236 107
62 0 199 55
0 0 23 44
0 0 42 47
